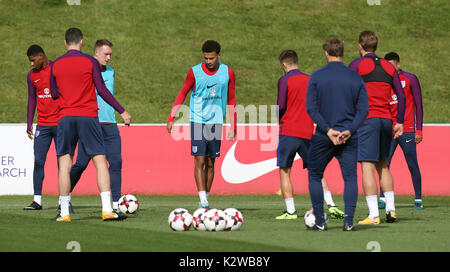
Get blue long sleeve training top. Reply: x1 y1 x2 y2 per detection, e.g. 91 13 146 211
306 61 369 135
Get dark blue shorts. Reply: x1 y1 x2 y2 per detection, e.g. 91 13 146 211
357 117 392 162
190 122 222 158
277 135 310 169
56 116 105 156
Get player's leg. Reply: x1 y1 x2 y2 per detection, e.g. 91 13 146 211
54 117 79 222
358 118 381 224
380 138 399 209
307 133 334 230
78 117 123 220
359 161 381 224
57 154 74 221
376 159 396 222
275 135 302 219
194 155 209 208
276 167 298 219
204 156 215 193
204 123 221 203
191 122 209 208
322 177 345 219
24 126 53 210
377 118 397 222
321 178 332 205
102 124 123 211
336 135 358 230
398 132 423 209
69 140 91 192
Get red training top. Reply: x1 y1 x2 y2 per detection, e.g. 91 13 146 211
277 69 314 140
27 61 60 131
390 70 424 136
50 49 124 118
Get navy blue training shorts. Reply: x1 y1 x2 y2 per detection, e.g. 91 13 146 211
357 117 393 162
190 122 222 158
277 135 310 169
56 116 106 157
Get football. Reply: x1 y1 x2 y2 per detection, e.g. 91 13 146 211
192 208 209 231
168 208 193 231
224 208 244 231
304 208 328 228
203 209 227 232
118 194 139 214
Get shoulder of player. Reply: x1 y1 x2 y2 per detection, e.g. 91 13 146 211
400 70 418 81
310 65 329 78
104 65 114 73
378 58 396 75
348 56 364 67
27 68 36 78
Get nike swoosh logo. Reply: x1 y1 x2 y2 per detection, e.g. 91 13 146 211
207 83 217 89
406 139 413 143
34 79 40 83
221 141 300 184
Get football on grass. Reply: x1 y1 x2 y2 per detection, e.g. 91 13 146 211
224 208 244 231
203 209 227 232
168 208 193 231
118 194 139 214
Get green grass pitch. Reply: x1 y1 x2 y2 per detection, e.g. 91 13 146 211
0 194 449 252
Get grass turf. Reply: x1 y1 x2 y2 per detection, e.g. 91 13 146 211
0 194 449 252
0 0 449 124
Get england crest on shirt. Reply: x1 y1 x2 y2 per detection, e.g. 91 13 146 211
401 81 406 88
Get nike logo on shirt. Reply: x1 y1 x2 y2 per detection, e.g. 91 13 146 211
207 83 217 89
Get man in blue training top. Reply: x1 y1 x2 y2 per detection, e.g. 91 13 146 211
69 39 124 214
167 40 237 209
306 37 369 231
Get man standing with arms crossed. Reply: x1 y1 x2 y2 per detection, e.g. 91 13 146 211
50 28 131 222
275 49 345 220
349 30 406 224
167 40 237 209
24 45 60 210
380 52 424 210
306 37 369 231
69 39 124 213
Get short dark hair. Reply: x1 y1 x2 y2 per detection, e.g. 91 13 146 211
65 27 83 45
27 44 45 57
202 40 221 54
359 30 378 52
94 39 113 51
384 52 400 62
322 37 344 57
278 50 298 65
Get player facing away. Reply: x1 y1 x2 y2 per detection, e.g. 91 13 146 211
380 52 424 210
274 50 344 220
69 39 125 214
24 45 60 210
50 28 131 222
348 30 406 225
306 37 369 231
167 40 237 209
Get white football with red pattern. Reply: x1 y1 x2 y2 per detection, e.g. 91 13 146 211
118 194 139 214
224 208 244 231
168 208 193 231
203 209 227 232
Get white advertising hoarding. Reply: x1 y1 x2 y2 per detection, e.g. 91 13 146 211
0 124 34 195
